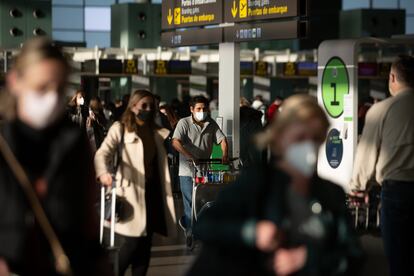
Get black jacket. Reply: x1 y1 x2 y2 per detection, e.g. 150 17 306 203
89 111 108 149
189 164 362 276
240 106 264 167
0 118 109 275
67 105 89 128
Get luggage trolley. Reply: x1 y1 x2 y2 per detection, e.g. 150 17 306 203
186 158 240 249
346 185 382 236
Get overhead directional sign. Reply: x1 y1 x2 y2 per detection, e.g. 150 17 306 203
224 20 307 43
162 0 223 30
161 0 306 47
161 28 223 47
224 0 302 23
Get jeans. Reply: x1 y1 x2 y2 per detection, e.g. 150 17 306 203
179 176 193 229
381 180 414 276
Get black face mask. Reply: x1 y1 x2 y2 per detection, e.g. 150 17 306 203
136 110 154 122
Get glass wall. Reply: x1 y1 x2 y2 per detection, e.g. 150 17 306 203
52 0 137 47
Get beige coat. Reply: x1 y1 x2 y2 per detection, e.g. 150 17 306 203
95 122 176 237
351 89 414 190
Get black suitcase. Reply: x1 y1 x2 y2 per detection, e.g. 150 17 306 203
193 183 227 220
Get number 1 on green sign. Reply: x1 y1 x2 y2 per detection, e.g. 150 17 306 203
321 57 349 118
330 83 339 106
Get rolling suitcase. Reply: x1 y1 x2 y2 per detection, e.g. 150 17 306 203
100 180 120 276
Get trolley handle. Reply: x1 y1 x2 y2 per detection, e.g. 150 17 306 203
190 157 239 164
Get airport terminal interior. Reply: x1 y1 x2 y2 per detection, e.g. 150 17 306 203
0 0 414 276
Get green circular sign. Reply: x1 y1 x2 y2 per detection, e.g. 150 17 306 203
322 57 349 118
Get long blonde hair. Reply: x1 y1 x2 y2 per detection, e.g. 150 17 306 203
256 95 330 149
0 37 70 120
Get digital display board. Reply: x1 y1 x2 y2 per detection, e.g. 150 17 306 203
161 27 223 47
224 20 306 43
124 59 138 74
153 60 192 75
255 61 271 76
240 62 254 76
297 62 317 76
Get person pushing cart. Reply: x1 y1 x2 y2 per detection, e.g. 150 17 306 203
172 96 229 235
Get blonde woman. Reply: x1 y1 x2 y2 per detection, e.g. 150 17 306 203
95 89 176 276
0 38 110 275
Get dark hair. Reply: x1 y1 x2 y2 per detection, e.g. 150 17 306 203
160 104 179 128
153 94 161 102
392 55 414 88
89 96 103 113
190 96 209 108
121 89 157 132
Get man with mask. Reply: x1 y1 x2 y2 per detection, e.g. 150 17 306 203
351 55 414 276
172 96 228 234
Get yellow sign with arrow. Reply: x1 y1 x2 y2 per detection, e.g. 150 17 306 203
167 9 173 25
231 0 238 18
174 8 181 25
239 0 247 18
162 0 223 30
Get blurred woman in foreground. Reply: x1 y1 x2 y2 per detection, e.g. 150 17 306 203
0 38 109 275
189 95 362 276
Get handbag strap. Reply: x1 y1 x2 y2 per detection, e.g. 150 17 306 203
0 133 72 276
113 123 125 175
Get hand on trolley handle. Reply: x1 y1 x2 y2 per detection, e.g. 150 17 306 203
99 173 113 187
348 189 369 207
187 157 239 166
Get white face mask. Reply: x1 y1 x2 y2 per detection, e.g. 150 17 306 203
285 141 317 177
77 97 85 106
194 111 207 122
21 91 58 129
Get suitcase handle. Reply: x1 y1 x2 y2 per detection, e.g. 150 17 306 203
99 178 117 248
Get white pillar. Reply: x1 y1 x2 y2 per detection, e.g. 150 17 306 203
219 42 240 159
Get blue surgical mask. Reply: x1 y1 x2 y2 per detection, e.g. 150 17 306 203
285 141 317 177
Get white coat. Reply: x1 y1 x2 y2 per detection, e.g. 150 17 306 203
95 122 176 237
